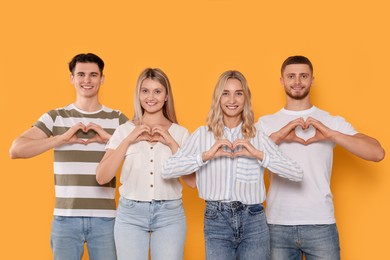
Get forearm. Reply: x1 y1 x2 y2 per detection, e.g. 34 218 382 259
262 135 303 181
162 154 202 179
9 135 65 159
332 133 385 162
96 146 127 185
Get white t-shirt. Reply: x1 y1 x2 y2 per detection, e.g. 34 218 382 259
106 121 190 201
257 106 357 225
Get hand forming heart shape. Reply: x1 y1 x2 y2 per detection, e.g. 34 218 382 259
295 124 316 141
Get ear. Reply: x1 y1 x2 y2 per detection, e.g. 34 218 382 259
101 75 105 85
70 74 74 84
280 76 284 87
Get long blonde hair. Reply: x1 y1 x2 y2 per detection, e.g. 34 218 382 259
206 70 255 139
133 68 178 124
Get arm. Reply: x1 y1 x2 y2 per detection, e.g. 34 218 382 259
96 125 151 185
260 133 304 181
181 173 196 188
162 129 206 179
305 117 385 162
231 135 303 181
9 123 87 159
268 117 306 145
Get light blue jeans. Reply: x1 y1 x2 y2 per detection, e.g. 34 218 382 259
269 224 340 260
204 201 270 260
114 197 186 260
50 216 116 260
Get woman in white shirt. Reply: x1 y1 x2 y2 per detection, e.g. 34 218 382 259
96 68 195 260
162 70 303 260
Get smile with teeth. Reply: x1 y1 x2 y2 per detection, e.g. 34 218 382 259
82 85 93 89
226 105 238 110
146 101 157 106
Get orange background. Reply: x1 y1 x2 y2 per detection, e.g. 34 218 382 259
1 0 389 259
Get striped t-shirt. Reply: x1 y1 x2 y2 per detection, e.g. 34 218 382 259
34 104 128 217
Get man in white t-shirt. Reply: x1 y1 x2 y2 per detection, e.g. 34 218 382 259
257 55 385 260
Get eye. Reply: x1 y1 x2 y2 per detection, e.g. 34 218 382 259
155 89 162 94
141 89 148 93
301 74 308 79
236 92 243 96
222 92 229 96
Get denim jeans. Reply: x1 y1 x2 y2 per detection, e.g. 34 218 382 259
204 201 270 260
269 224 340 260
114 197 186 260
50 216 116 260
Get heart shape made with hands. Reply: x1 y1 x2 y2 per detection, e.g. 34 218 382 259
220 142 246 158
295 124 316 141
141 131 161 143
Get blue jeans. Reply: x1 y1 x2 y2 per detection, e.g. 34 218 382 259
114 197 186 260
269 224 340 260
204 201 270 260
50 216 116 260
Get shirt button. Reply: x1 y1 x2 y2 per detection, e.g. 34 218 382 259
150 146 153 149
150 184 154 188
150 159 153 163
150 172 153 175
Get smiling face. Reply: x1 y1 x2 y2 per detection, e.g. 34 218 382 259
281 64 313 100
220 78 245 126
71 62 104 99
139 78 167 115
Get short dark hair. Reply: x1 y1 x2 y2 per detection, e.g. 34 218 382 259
281 55 313 75
68 53 105 75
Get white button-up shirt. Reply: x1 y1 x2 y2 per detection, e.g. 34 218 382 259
106 121 190 201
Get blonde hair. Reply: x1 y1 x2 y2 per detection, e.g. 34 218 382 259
133 68 178 123
206 70 255 139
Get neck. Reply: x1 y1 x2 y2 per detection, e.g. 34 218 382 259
284 96 312 111
74 97 102 112
141 111 169 127
223 116 242 129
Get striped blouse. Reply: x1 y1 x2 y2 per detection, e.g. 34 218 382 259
162 123 303 205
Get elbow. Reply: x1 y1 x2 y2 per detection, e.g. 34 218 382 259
372 148 385 162
95 169 109 185
9 146 22 159
96 176 108 185
188 182 197 189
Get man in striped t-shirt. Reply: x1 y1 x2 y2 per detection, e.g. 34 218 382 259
9 53 128 260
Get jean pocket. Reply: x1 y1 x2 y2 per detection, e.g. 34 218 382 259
204 205 218 220
248 204 264 215
163 199 183 210
119 197 136 209
99 217 115 222
53 215 66 222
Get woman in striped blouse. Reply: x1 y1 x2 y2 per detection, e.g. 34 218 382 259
162 70 303 260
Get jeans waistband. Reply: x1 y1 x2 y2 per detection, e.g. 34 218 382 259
206 201 248 211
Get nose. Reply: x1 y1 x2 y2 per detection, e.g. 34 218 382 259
228 93 235 103
147 91 155 99
83 75 91 83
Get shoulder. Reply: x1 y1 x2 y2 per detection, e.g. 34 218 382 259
312 107 349 124
115 121 135 134
170 123 189 135
100 106 129 121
